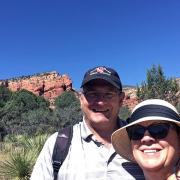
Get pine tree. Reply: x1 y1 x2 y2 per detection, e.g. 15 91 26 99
137 65 179 106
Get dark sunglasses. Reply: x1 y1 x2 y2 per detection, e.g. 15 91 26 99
127 123 174 140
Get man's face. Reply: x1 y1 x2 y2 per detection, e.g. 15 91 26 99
79 79 124 129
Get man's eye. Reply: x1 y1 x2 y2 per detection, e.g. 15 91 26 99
106 93 112 97
86 93 97 98
84 92 117 100
106 93 114 98
89 93 96 97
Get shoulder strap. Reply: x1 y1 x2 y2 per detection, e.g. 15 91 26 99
52 126 73 180
121 119 127 126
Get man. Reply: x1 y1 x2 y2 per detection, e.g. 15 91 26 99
30 66 144 180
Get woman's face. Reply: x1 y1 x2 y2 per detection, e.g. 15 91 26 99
131 120 180 173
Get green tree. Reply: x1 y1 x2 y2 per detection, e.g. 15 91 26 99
137 65 179 105
119 106 131 120
9 89 49 112
53 91 82 130
55 91 78 108
20 108 53 135
0 85 12 108
0 89 51 135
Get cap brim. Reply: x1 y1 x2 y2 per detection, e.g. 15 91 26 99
81 74 121 89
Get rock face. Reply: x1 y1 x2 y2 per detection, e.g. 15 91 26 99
0 71 73 105
123 87 138 111
175 78 180 103
123 78 180 111
176 78 180 87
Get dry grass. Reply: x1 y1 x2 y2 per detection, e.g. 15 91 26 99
0 152 11 180
0 152 8 161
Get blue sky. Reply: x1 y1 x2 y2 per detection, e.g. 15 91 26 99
0 0 180 90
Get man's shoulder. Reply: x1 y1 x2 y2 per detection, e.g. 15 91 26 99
49 132 59 140
72 121 83 132
55 122 82 140
43 132 58 149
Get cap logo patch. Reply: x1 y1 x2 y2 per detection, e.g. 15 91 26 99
89 67 111 76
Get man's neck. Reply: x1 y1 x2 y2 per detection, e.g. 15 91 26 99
87 122 118 148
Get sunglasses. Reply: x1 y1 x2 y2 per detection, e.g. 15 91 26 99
82 91 120 101
127 123 174 140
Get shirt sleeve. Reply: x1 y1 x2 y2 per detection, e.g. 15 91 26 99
30 132 58 180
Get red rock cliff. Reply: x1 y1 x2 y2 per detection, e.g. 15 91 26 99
123 87 138 111
0 71 73 104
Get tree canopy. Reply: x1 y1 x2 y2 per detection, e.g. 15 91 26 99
0 88 82 136
137 64 179 106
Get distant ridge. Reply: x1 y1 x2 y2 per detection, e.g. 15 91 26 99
0 71 58 81
122 85 136 89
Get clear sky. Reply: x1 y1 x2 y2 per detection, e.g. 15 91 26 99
0 0 180 90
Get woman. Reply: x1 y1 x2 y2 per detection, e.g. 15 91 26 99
112 99 180 180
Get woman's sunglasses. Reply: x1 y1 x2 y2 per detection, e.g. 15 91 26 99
127 123 175 140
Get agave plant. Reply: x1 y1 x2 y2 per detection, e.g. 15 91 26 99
0 134 49 180
0 150 33 179
20 134 49 154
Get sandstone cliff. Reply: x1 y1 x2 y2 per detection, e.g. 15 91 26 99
123 87 138 110
0 71 73 105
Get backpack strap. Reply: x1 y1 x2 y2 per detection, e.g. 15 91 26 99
52 126 73 180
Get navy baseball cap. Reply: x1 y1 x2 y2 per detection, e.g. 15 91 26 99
81 66 122 91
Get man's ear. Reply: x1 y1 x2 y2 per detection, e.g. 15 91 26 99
120 92 125 101
78 92 83 107
118 92 125 106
